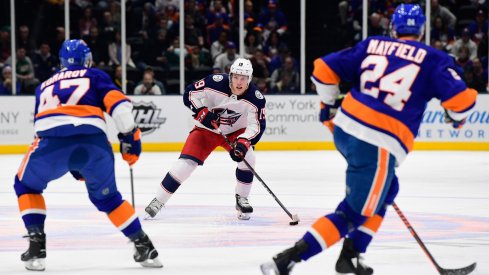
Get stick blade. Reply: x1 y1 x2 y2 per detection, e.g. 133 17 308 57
440 262 476 275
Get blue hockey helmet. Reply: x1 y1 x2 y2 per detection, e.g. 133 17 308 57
391 4 426 37
59 39 93 68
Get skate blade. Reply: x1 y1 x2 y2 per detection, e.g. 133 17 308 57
260 261 279 275
139 256 163 268
24 258 45 271
143 212 156 220
237 212 251 220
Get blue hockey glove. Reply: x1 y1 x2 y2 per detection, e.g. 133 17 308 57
444 109 466 129
230 138 251 162
319 96 344 132
70 171 85 181
193 107 220 129
117 127 142 166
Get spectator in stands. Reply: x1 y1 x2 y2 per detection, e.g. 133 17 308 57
78 6 98 37
139 2 157 35
184 14 204 47
186 45 212 70
165 4 180 25
432 39 447 52
5 47 39 94
211 31 228 61
255 78 270 94
471 58 488 93
430 16 455 50
206 13 231 45
207 0 230 25
244 0 258 31
138 29 170 70
368 12 387 36
155 16 178 43
0 26 11 68
108 30 136 68
259 0 288 36
184 0 206 31
155 0 180 12
0 65 21 95
270 56 299 94
263 31 287 57
50 27 65 55
84 26 108 67
468 9 488 44
451 28 478 61
213 41 237 73
244 31 262 59
455 46 473 70
431 0 457 29
464 64 486 93
113 65 135 94
32 43 58 82
134 68 165 95
100 11 117 43
250 49 270 83
17 25 36 57
165 37 187 68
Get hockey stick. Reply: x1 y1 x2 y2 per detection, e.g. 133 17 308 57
130 166 135 207
392 202 476 275
212 124 300 225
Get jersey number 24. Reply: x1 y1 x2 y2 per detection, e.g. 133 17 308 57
360 55 420 111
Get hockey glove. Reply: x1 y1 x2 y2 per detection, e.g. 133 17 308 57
319 96 344 132
193 107 219 129
70 171 85 181
117 127 142 166
230 138 251 162
444 109 466 129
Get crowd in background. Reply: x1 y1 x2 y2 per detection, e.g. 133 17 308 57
0 0 487 95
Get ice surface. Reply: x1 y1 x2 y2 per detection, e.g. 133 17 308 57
1 150 488 274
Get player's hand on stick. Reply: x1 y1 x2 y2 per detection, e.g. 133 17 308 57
118 127 142 166
230 138 251 162
193 107 220 129
443 109 466 129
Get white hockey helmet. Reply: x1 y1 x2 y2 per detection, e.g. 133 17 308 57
229 58 253 85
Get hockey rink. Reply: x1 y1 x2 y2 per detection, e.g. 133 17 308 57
0 150 488 274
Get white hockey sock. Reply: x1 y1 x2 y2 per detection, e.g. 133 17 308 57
155 158 198 204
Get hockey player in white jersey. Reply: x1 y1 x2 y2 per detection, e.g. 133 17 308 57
145 58 266 220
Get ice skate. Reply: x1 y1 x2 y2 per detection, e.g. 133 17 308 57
235 194 253 220
133 233 163 268
260 239 308 275
21 232 46 271
144 198 164 219
335 238 373 275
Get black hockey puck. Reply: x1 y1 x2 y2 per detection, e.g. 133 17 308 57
289 220 299 226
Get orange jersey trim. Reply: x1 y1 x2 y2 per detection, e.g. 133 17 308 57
17 138 40 180
312 58 340 85
342 94 414 152
362 214 383 233
312 216 341 247
36 105 105 120
103 90 129 115
108 201 135 228
18 194 46 212
441 88 478 112
362 149 389 217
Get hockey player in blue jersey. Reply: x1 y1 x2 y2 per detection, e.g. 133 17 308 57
145 58 266 220
15 39 162 271
261 4 477 275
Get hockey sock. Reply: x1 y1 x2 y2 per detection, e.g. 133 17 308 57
235 168 253 197
300 200 366 261
347 204 387 253
91 192 141 237
156 158 198 203
14 176 46 232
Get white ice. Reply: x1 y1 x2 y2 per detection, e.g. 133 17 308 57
1 150 488 274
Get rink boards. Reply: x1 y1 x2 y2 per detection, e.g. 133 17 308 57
1 95 488 154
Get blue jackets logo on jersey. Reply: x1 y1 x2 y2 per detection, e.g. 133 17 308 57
214 108 242 127
132 101 167 135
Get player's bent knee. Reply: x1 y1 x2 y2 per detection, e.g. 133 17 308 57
336 200 367 228
90 191 124 213
170 158 198 182
13 175 42 197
